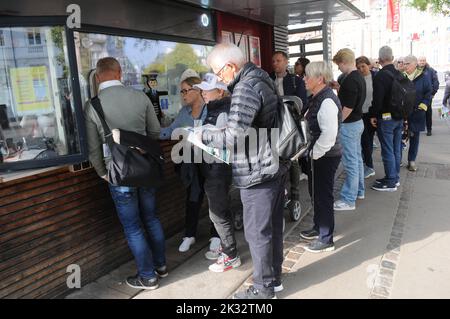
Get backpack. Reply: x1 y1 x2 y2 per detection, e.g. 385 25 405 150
386 70 416 119
90 97 164 187
275 95 309 161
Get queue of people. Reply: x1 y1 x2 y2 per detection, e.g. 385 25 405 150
84 42 437 299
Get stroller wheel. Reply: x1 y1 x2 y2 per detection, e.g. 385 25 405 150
288 200 302 221
234 211 243 230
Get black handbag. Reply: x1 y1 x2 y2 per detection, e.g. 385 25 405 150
90 97 164 187
276 95 310 161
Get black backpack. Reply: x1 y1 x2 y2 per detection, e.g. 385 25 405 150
386 70 416 119
91 97 164 188
276 95 310 161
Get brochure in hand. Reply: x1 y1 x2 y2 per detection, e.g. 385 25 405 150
181 125 230 164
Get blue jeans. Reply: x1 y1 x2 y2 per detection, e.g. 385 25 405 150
408 131 420 162
340 120 365 205
377 119 403 186
109 185 166 280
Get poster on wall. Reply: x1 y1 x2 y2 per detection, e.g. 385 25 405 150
234 33 249 62
221 31 234 44
249 36 261 67
10 66 52 114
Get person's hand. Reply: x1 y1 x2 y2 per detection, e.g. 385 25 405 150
101 175 109 182
370 117 377 128
112 129 120 144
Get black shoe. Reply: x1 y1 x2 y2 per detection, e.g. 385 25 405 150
233 285 276 299
155 266 168 278
427 131 432 136
126 275 159 290
304 240 335 253
371 181 397 192
271 279 284 293
300 229 319 240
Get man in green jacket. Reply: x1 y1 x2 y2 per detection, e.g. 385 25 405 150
84 57 166 291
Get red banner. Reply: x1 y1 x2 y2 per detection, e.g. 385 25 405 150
387 0 400 32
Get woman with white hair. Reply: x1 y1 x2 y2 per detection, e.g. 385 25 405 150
299 61 342 253
402 55 432 171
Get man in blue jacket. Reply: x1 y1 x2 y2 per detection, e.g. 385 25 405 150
418 56 440 136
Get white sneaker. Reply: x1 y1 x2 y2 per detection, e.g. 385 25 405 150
334 200 355 211
209 237 221 251
178 237 195 252
205 237 222 260
208 253 241 272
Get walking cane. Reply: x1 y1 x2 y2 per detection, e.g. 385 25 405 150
310 149 314 211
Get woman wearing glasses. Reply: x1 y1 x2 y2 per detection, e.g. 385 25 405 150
160 70 220 254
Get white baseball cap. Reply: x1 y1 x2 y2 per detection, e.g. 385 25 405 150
194 73 228 91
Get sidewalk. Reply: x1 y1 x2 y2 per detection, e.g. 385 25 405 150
67 112 450 299
273 111 450 299
66 177 312 299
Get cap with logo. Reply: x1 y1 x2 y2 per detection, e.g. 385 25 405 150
194 73 228 91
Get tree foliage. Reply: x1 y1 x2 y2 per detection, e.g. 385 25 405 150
144 43 208 75
408 0 450 15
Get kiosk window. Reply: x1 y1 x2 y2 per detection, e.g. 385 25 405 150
74 31 212 119
0 25 84 170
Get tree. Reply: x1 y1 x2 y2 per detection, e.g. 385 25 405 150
408 0 450 15
144 43 208 75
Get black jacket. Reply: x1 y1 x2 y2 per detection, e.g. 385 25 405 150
368 64 402 119
202 97 232 180
269 71 307 107
204 96 231 126
203 62 283 188
423 64 440 97
305 87 342 158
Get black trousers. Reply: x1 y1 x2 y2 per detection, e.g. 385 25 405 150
426 100 433 132
240 164 288 291
185 165 218 238
361 113 376 169
203 163 237 258
307 156 341 244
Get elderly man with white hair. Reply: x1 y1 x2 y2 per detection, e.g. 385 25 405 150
201 43 289 299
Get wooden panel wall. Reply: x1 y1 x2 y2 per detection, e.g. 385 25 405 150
0 141 189 299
